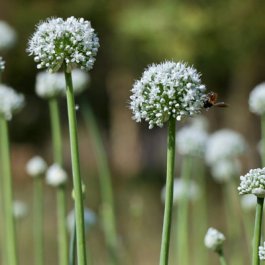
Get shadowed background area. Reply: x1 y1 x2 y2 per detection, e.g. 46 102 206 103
0 0 265 264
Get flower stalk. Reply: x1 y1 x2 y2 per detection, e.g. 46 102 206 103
261 114 265 167
217 249 228 265
159 117 176 265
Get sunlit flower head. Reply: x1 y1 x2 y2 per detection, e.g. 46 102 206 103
204 227 225 252
240 194 256 211
259 242 265 260
0 57 5 73
0 84 24 120
27 17 99 73
26 156 47 177
13 201 28 220
238 168 265 197
249 82 265 115
130 61 206 129
0 21 16 51
176 124 208 157
46 164 68 187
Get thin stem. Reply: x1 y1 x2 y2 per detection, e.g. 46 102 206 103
261 114 265 167
33 177 44 265
218 249 228 265
252 197 264 265
0 116 18 265
69 219 77 265
159 117 176 265
64 70 87 265
82 102 119 265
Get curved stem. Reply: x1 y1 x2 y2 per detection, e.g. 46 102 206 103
0 117 18 265
218 249 228 265
64 70 87 265
159 117 176 265
252 197 264 265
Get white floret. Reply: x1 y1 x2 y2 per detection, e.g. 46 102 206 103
26 156 47 177
204 227 225 252
249 82 265 115
46 164 68 187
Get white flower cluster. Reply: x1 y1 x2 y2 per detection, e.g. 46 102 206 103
130 61 206 129
13 201 28 220
0 21 16 51
0 84 25 120
26 156 47 177
204 227 225 252
28 17 99 72
36 69 90 98
249 83 265 115
240 194 256 211
0 57 5 72
46 164 68 187
176 123 208 157
259 242 265 261
238 168 265 197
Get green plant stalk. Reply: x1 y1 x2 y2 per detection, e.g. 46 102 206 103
82 102 119 265
261 114 265 167
218 249 228 265
33 177 44 265
64 70 87 265
0 116 18 265
159 117 176 265
69 219 77 265
252 197 264 265
49 97 68 265
176 155 192 265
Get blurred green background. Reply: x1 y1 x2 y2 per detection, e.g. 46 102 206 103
1 0 265 264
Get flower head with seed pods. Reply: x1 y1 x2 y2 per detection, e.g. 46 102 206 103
259 242 265 260
238 168 265 197
27 17 99 72
130 61 206 129
0 84 24 120
0 57 5 73
249 82 265 115
0 21 16 51
46 164 68 187
26 156 47 177
204 227 225 252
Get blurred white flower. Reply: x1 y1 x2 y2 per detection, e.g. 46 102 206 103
249 82 265 115
27 17 99 72
0 21 16 51
0 57 5 73
13 201 28 220
161 178 200 204
71 69 90 95
190 116 209 131
46 164 67 187
67 208 96 234
0 84 25 120
26 156 47 177
204 227 225 252
130 61 206 129
259 241 265 260
240 194 256 211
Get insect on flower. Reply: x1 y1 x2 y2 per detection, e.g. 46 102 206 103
203 92 228 109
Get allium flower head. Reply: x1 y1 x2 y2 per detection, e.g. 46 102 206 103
0 21 16 51
71 69 90 95
27 17 99 72
26 156 47 177
204 227 225 252
176 124 208 157
130 61 206 129
46 164 68 187
0 57 5 73
259 242 265 260
238 168 265 197
249 82 265 115
13 201 28 220
0 84 25 120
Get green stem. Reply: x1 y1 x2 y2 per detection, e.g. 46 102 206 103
33 177 44 265
0 116 18 265
69 219 77 265
64 70 87 265
176 155 192 265
261 114 265 167
252 197 264 265
82 102 119 265
218 249 228 265
159 117 176 265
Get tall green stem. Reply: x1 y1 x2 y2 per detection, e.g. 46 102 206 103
82 102 119 265
69 219 77 265
261 114 265 167
218 249 228 265
0 116 18 265
252 197 264 265
64 70 87 265
159 117 176 265
33 176 44 265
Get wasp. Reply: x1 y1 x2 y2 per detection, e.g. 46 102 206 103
203 91 228 109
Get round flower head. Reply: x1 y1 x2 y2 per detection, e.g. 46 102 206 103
240 194 256 211
27 17 99 72
238 167 265 197
176 124 208 157
13 201 28 220
0 84 25 120
0 21 16 51
130 61 206 129
259 242 265 261
71 69 90 95
205 129 246 165
204 227 225 252
249 82 265 115
0 57 5 73
46 164 68 187
26 156 47 177
67 208 96 234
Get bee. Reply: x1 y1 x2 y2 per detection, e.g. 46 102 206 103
203 91 228 109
